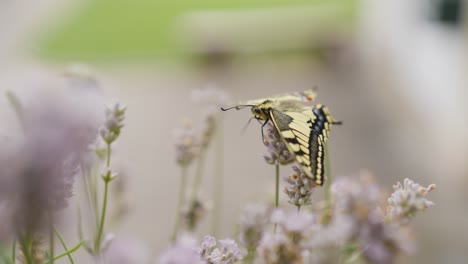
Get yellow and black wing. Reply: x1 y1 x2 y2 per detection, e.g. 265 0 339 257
269 104 337 186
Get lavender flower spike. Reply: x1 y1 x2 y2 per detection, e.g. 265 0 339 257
191 84 231 114
199 235 243 264
182 198 207 231
262 122 295 165
257 209 315 264
100 235 150 264
283 166 316 209
386 178 436 225
174 120 198 167
100 102 126 144
238 204 269 252
10 89 100 228
158 235 204 264
191 84 231 150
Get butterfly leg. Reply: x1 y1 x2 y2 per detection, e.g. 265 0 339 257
260 117 270 143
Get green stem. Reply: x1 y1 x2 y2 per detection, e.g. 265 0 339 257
45 242 84 264
275 164 280 208
81 161 99 229
20 238 33 264
5 91 25 131
171 166 188 241
1 255 12 264
49 213 54 264
92 166 100 227
19 232 33 264
94 179 110 253
0 247 12 264
77 204 92 253
211 118 224 236
243 249 256 264
274 163 280 233
106 143 111 168
323 142 332 224
54 228 75 264
190 151 206 202
94 143 112 253
12 240 16 264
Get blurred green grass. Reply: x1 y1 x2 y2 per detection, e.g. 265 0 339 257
37 0 357 62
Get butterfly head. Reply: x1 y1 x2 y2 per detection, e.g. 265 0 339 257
251 105 269 121
221 100 272 121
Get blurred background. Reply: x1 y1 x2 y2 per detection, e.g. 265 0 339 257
0 0 467 263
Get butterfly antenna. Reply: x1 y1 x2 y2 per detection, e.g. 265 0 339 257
332 121 343 125
221 105 255 111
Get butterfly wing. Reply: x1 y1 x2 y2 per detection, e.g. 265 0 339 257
269 104 336 186
231 89 317 108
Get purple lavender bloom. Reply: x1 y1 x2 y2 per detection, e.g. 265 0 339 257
158 235 205 264
327 175 420 264
99 235 150 264
100 103 126 144
262 122 295 166
191 85 231 150
174 120 198 167
283 166 316 208
257 209 315 264
0 87 101 233
199 235 243 264
386 178 436 225
238 204 269 252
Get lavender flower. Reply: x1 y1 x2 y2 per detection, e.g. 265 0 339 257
271 209 316 241
100 235 150 264
258 209 315 264
191 85 231 114
199 114 217 150
100 103 126 144
257 231 302 264
158 235 205 264
331 174 381 220
238 204 269 252
358 211 414 264
262 122 295 165
191 85 230 150
182 198 208 231
174 120 198 167
199 236 243 264
283 166 316 209
306 213 356 263
386 178 436 225
2 89 101 234
324 175 420 264
199 236 217 257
